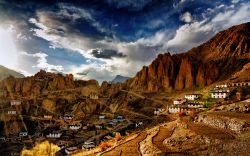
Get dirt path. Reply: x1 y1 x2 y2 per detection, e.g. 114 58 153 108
152 126 175 153
102 132 147 156
121 90 145 99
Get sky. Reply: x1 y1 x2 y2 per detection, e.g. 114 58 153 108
0 0 249 83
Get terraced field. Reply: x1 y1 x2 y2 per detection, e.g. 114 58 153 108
152 126 174 153
102 132 147 156
188 123 235 139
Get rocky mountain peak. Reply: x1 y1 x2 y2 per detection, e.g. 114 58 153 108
126 22 250 92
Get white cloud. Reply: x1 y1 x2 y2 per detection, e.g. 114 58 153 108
212 10 235 22
27 1 250 82
166 2 250 52
232 0 240 4
57 3 93 21
217 4 225 9
180 12 193 23
20 51 64 72
166 20 214 52
0 25 18 70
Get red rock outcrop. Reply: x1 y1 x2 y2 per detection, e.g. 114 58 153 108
126 22 250 92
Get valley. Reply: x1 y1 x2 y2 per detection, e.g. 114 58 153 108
0 22 249 156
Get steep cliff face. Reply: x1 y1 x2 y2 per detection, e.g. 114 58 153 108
126 22 250 92
127 53 176 92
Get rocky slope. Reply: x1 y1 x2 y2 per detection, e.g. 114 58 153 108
0 70 99 97
0 65 24 80
126 22 250 92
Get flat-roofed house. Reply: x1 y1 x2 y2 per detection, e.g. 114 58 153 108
211 90 230 99
11 100 21 106
63 114 73 120
215 84 228 88
230 82 250 87
168 107 181 113
19 132 28 137
7 110 17 115
82 141 95 150
46 131 62 138
65 147 78 155
44 115 53 119
173 99 186 105
69 124 81 130
184 94 202 100
99 115 105 120
187 104 204 108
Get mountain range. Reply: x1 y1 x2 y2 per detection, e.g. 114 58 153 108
0 22 249 94
111 75 130 83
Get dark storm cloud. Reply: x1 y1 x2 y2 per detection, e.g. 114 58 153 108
91 49 126 59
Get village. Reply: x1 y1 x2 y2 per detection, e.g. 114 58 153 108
0 81 249 155
166 82 250 115
0 90 146 155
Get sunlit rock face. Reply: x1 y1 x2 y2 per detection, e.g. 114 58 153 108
126 22 250 92
21 141 60 156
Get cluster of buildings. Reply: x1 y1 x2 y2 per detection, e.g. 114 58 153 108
168 81 250 114
6 100 22 115
210 84 230 99
65 140 96 154
0 131 29 143
210 82 250 99
169 94 204 114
